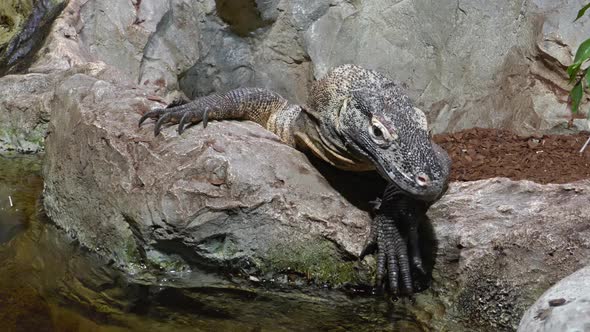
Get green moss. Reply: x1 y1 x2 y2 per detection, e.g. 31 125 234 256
144 249 192 273
0 0 34 45
121 236 143 267
262 239 368 287
0 123 47 153
0 126 17 139
26 124 47 146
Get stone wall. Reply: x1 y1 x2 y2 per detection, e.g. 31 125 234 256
72 0 590 135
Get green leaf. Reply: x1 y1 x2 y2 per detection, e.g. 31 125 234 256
573 38 590 65
575 3 590 21
585 69 590 87
570 81 583 114
568 63 581 82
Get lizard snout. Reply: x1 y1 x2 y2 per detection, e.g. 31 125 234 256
415 173 430 187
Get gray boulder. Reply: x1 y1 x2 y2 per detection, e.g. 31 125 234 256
0 59 135 154
0 0 99 153
0 0 71 153
42 69 372 284
422 178 590 331
518 265 590 332
303 0 589 134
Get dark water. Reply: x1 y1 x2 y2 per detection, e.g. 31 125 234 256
0 154 428 332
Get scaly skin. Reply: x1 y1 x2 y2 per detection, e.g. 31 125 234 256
138 64 452 295
361 184 433 295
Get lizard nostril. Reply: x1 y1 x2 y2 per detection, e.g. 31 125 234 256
416 173 430 187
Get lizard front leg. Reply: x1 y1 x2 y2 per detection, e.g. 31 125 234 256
139 88 299 143
377 213 413 294
362 185 428 296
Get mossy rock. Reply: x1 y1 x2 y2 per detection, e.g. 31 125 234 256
0 122 47 153
0 1 34 46
262 239 374 287
0 0 67 75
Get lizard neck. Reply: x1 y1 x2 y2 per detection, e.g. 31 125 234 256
293 111 375 171
265 103 302 148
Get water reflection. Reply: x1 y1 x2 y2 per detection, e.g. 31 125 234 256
0 154 427 331
0 155 42 243
0 207 26 244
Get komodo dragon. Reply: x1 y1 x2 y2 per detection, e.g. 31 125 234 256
138 64 451 295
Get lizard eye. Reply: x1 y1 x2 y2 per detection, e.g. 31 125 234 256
369 117 396 147
372 126 383 137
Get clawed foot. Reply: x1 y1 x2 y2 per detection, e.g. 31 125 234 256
138 101 211 136
360 197 426 296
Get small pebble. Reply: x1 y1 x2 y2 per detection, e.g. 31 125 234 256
548 298 566 307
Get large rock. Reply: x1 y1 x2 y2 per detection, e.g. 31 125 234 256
518 265 590 332
42 69 372 284
0 0 69 153
0 61 133 154
422 178 590 331
0 0 96 153
304 0 590 134
73 0 312 103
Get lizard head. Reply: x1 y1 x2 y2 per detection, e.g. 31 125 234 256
338 88 450 201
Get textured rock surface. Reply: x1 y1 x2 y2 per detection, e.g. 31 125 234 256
31 59 589 330
518 265 590 332
0 73 54 153
42 70 372 284
423 178 590 331
0 0 67 152
68 0 590 135
303 0 590 134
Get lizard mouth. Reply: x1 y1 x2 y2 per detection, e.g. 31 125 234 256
382 170 442 201
372 158 440 201
346 136 443 201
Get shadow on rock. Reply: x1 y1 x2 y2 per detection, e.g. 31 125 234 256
306 152 387 213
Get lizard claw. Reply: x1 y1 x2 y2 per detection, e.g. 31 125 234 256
154 112 178 136
408 224 426 276
367 184 432 296
178 112 192 135
369 197 383 211
138 108 166 128
202 108 209 128
139 101 211 136
374 214 413 296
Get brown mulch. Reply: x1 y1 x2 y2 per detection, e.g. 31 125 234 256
433 128 590 184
